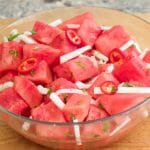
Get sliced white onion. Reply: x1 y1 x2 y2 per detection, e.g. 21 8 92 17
37 85 49 95
133 42 142 53
56 88 86 95
24 31 32 36
75 81 92 89
94 86 150 94
139 48 150 59
106 64 114 73
49 19 62 27
0 81 14 92
49 93 65 110
100 26 112 30
17 34 37 44
88 75 99 84
93 50 108 64
60 45 92 64
109 117 131 136
120 40 135 51
3 36 8 42
73 119 82 145
66 24 80 29
10 29 18 35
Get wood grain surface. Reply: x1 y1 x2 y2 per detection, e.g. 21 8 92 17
0 11 150 150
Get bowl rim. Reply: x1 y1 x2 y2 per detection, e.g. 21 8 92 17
0 6 150 126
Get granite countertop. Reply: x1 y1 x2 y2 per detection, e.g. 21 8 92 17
0 0 150 18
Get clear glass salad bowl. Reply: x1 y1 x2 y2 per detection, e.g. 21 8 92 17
0 7 150 150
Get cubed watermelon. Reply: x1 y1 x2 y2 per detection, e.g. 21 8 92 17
23 44 60 66
32 102 69 139
14 76 43 108
63 94 90 121
32 21 62 45
143 49 150 63
95 25 131 56
0 87 30 116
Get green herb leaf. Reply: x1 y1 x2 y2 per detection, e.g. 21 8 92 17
47 88 52 95
102 121 110 133
111 86 117 93
75 61 85 69
8 33 20 41
30 69 35 76
31 30 37 35
123 82 134 87
9 49 18 58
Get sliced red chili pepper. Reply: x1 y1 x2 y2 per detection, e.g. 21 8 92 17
66 29 81 45
18 57 38 73
100 81 118 95
109 48 124 64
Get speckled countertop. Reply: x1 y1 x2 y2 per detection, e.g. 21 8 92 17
0 0 150 18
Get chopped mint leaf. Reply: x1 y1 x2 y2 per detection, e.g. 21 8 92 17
102 121 110 133
31 30 37 35
63 94 68 103
8 33 20 41
30 69 35 76
123 82 134 87
75 61 85 69
47 88 53 95
111 86 117 93
9 49 18 58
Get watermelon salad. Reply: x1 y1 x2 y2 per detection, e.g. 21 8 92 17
0 12 150 143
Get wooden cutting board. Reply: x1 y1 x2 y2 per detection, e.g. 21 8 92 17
0 11 150 150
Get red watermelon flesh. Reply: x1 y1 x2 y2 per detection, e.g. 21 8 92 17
77 18 101 46
58 12 93 31
51 31 78 55
24 60 53 85
14 76 43 108
63 94 90 121
113 57 147 82
95 25 131 56
143 50 150 63
98 94 150 115
0 41 23 74
0 87 30 116
32 21 62 45
32 102 69 139
88 72 119 98
66 57 99 81
23 44 60 66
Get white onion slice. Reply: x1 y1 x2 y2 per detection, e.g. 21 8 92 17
3 36 8 42
24 31 32 36
109 117 131 136
94 86 150 94
60 45 92 64
106 64 114 73
56 88 86 95
75 81 92 89
120 40 135 51
66 24 80 29
17 34 37 44
49 19 62 27
139 48 150 59
49 93 65 110
10 29 18 35
100 26 112 30
37 85 49 95
93 50 108 64
0 81 14 92
73 119 82 145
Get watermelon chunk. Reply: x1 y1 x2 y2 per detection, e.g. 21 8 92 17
0 87 30 116
143 49 150 63
24 60 53 85
77 18 101 46
51 31 78 55
95 25 131 56
0 41 23 74
23 44 60 66
98 94 150 115
32 21 62 45
58 12 93 31
63 94 90 121
113 57 147 82
14 76 42 108
32 102 69 139
88 72 119 98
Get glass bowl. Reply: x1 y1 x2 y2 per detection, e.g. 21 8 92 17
0 7 150 150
